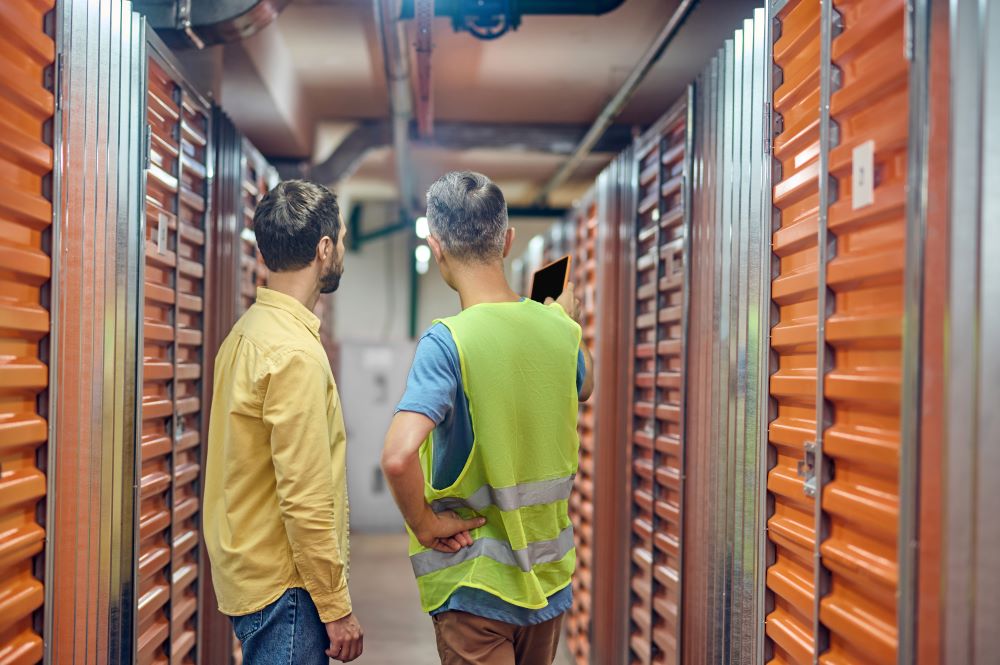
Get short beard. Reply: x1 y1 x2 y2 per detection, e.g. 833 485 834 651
320 263 343 294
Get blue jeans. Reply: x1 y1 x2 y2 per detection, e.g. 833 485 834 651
232 588 328 665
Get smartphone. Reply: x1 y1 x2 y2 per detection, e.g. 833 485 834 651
530 255 572 303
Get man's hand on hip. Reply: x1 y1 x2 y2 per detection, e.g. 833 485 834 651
325 613 364 662
414 508 486 553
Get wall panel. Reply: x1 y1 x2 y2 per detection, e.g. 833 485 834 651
682 11 770 665
48 1 147 663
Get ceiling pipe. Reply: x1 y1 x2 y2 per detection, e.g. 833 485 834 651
373 0 419 216
133 0 291 48
414 0 435 137
532 0 699 205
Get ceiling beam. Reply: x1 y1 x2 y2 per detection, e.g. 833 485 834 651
303 120 634 185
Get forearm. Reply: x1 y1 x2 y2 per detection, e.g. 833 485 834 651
382 447 434 532
381 412 436 532
580 340 595 401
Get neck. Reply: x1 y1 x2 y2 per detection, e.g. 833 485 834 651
266 269 320 311
451 261 520 310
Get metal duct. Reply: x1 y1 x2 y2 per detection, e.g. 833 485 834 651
401 0 626 18
133 0 291 48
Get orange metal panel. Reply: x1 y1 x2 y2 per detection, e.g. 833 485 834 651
819 1 906 662
0 1 54 662
765 1 822 662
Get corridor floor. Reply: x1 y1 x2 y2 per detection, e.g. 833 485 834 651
347 533 574 665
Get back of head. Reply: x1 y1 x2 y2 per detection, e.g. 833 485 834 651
425 171 508 263
253 179 341 272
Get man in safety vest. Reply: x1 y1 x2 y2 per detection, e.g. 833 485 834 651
381 171 594 665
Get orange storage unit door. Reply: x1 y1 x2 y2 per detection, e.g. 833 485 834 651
765 1 823 661
565 199 596 665
138 35 212 665
0 1 55 660
626 96 689 665
763 0 923 661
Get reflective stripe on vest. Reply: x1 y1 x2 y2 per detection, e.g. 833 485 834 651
410 525 575 577
430 475 576 514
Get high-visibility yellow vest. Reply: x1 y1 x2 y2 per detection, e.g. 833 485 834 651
408 299 582 612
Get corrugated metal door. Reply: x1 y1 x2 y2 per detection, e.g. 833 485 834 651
565 200 597 665
626 98 689 665
765 0 909 661
765 1 823 661
140 54 180 665
821 0 906 660
139 39 212 665
0 1 55 660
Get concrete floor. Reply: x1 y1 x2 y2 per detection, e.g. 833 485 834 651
347 533 573 665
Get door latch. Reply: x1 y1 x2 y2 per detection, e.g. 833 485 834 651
797 441 818 498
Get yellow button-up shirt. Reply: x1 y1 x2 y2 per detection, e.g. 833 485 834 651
204 287 351 622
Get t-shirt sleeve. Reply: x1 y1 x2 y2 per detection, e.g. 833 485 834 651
396 324 461 425
576 348 586 398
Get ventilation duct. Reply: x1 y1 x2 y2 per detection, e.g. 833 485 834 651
400 0 627 39
133 0 291 48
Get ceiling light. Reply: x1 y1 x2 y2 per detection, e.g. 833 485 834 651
415 244 431 263
415 216 429 239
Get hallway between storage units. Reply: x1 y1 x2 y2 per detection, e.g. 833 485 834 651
317 533 574 665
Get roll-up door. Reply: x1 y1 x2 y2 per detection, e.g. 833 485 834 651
625 98 689 665
565 201 597 665
820 1 906 661
765 1 823 661
139 55 180 665
764 1 909 662
0 1 55 661
139 39 212 665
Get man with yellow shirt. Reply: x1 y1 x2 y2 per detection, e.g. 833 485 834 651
382 171 594 664
205 180 445 663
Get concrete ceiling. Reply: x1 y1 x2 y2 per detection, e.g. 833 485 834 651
218 0 762 205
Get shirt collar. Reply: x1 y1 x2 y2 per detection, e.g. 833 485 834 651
255 287 322 339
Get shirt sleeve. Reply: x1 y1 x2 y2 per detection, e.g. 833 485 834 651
395 324 461 425
263 349 351 622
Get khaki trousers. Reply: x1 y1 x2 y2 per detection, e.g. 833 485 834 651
431 611 566 665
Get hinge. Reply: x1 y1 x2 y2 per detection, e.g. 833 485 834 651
763 102 772 155
144 123 152 171
54 53 64 111
904 0 915 61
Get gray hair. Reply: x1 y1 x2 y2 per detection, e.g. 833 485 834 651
425 171 508 262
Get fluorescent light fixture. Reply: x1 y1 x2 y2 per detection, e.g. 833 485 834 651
415 216 429 239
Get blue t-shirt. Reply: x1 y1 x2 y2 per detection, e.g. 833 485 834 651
396 317 586 626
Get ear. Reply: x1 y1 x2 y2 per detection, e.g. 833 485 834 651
428 236 445 263
317 235 333 262
502 227 516 259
